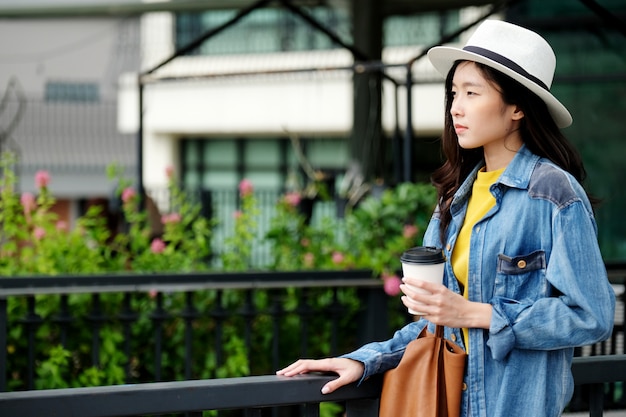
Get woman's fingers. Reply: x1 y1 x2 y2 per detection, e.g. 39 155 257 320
321 374 353 394
320 359 364 393
276 358 364 394
276 358 334 376
276 359 316 376
400 279 463 324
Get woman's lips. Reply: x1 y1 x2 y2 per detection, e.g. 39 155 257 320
454 124 468 134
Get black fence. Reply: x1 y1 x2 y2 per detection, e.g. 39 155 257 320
1 357 625 417
2 373 385 417
0 267 624 414
0 270 390 393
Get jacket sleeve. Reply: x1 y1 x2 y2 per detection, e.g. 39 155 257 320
340 320 426 384
487 200 616 361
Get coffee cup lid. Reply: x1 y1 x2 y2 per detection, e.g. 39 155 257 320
400 246 445 264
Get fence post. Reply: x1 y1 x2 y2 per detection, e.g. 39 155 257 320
358 286 389 346
346 397 380 417
0 298 6 392
589 383 604 417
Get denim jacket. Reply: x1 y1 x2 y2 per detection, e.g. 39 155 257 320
342 145 615 417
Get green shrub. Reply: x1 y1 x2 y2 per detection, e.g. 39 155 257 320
1 151 437 417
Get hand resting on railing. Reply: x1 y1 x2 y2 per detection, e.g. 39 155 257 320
277 357 364 394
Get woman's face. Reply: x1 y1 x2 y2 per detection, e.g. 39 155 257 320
450 61 524 167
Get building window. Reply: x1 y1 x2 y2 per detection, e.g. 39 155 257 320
384 11 459 47
175 6 351 55
175 6 460 56
180 137 348 192
45 81 100 103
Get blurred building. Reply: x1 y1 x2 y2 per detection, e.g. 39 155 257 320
0 11 140 225
0 0 624 264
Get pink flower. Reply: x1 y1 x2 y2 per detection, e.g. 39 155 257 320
283 192 301 207
34 170 50 189
383 273 402 296
56 221 68 231
150 238 166 254
121 187 136 204
33 227 46 240
331 251 345 265
238 179 254 197
303 252 315 267
149 289 158 299
300 238 310 247
20 192 36 215
165 165 174 179
233 210 242 219
161 213 181 224
403 224 419 239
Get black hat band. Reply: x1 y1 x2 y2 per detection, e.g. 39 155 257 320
463 45 550 91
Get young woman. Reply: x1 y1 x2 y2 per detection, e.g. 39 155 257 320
277 20 616 417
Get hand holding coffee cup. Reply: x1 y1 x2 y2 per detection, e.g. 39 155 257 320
400 246 446 315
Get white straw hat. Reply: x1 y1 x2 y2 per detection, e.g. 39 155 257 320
427 20 572 128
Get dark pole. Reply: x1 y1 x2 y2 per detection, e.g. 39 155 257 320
137 76 144 204
0 298 6 392
351 0 383 182
392 82 402 185
403 65 413 183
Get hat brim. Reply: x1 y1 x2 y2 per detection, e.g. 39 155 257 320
427 46 572 128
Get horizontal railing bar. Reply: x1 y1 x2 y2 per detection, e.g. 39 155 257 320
0 374 383 417
0 270 380 297
571 354 626 384
2 355 625 417
1 262 622 297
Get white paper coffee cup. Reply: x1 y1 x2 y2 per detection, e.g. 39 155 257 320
400 246 446 315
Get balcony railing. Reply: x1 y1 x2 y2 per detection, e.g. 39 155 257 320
0 270 391 393
0 355 625 417
0 266 624 416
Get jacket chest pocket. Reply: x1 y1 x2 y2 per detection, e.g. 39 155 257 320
495 250 548 300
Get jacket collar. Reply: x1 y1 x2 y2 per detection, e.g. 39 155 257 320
498 144 541 190
451 144 540 214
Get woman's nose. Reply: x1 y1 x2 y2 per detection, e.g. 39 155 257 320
450 101 462 117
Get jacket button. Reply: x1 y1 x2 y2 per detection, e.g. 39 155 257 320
446 243 451 251
462 382 468 391
451 333 457 342
517 260 527 269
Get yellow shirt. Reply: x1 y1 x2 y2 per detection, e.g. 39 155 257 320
451 167 504 351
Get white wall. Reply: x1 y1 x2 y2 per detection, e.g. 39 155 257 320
119 57 447 190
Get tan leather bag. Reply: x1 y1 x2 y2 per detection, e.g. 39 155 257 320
379 325 467 417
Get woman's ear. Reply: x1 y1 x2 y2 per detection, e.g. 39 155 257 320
512 105 525 121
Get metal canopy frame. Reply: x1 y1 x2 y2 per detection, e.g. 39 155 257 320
0 0 497 19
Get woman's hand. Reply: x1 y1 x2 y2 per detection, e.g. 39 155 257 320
276 358 364 394
400 277 492 329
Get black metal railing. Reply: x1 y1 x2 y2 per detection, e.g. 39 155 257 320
0 373 383 417
0 270 391 393
0 266 624 415
0 355 625 417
